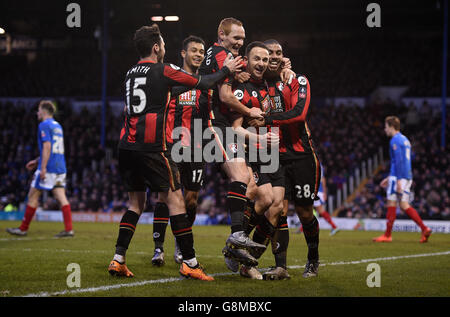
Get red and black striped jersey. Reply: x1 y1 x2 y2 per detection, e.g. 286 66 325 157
264 74 316 161
165 88 202 150
233 79 274 162
119 60 230 152
233 79 272 116
198 43 233 127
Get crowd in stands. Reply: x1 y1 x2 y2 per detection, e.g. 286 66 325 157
0 36 443 98
1 98 448 221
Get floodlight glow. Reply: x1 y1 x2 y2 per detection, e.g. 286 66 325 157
151 16 164 22
164 16 179 22
0 27 5 35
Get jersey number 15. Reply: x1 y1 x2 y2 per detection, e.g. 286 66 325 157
126 77 147 114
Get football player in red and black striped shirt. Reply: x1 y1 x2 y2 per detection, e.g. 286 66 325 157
109 25 242 281
229 42 289 279
198 18 268 269
151 36 210 266
248 39 322 279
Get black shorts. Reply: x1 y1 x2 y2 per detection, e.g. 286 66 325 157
118 149 181 192
177 161 206 192
283 154 321 207
251 163 285 188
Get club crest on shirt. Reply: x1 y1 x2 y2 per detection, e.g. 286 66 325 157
228 143 239 153
253 171 259 183
261 95 272 114
299 86 307 99
277 82 284 91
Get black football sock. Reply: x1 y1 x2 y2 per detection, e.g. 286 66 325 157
170 214 196 263
185 202 198 227
301 216 320 262
272 216 289 269
152 202 169 251
244 199 264 235
226 181 248 233
251 216 275 259
115 210 140 257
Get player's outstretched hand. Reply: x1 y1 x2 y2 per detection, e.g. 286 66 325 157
247 117 265 127
223 53 243 74
235 71 251 83
280 68 295 85
26 159 38 172
40 168 47 181
248 107 263 119
281 57 292 69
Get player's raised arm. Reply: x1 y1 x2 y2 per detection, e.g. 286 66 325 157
196 54 243 89
216 50 263 118
265 75 311 126
162 54 242 91
219 83 263 118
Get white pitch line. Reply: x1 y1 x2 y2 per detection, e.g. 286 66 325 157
0 248 225 259
21 250 450 297
0 237 59 242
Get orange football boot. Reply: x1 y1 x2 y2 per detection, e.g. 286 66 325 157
372 234 392 242
108 260 134 277
179 263 214 281
420 227 432 243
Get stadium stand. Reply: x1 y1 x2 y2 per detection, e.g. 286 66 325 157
0 2 447 221
1 98 448 220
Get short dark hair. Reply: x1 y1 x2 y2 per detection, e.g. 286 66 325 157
182 35 205 51
39 100 56 115
263 39 281 47
245 41 269 57
134 24 162 58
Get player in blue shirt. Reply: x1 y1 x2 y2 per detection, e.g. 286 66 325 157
6 101 74 238
373 116 431 243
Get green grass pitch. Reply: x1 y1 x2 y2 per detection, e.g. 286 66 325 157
0 221 449 297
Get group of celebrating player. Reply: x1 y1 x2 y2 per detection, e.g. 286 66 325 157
6 16 432 283
107 17 324 281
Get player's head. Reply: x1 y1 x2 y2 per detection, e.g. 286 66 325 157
384 116 401 137
134 24 165 62
37 100 56 121
217 17 245 57
181 35 205 72
264 39 283 74
244 41 269 80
